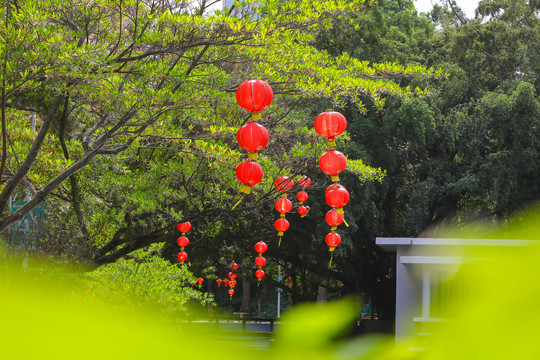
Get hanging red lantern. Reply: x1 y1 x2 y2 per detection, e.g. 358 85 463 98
177 222 191 235
298 206 309 217
297 176 311 188
216 279 223 287
237 122 269 159
236 79 273 119
197 278 204 285
223 278 229 286
177 236 189 249
229 280 237 288
275 198 292 214
255 269 265 281
236 160 263 194
325 209 344 230
325 232 342 251
325 184 350 214
254 241 268 254
274 176 294 193
255 256 266 268
177 252 188 264
296 191 308 203
228 272 238 279
319 150 347 182
230 263 239 270
228 289 235 298
274 218 289 236
314 110 347 146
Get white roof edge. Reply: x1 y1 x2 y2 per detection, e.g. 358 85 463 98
376 237 538 251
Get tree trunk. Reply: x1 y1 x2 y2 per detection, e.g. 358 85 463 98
317 285 328 303
239 278 251 314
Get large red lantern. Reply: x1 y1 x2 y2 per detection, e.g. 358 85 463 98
325 232 341 251
274 218 289 236
296 191 308 203
254 241 268 254
275 198 292 214
297 176 311 188
236 160 264 194
177 222 191 235
197 278 204 285
255 269 265 281
319 150 347 182
274 176 294 193
298 206 309 218
177 252 188 264
325 184 350 214
177 236 189 249
325 209 344 230
237 122 269 159
314 111 347 146
255 256 266 267
236 79 273 118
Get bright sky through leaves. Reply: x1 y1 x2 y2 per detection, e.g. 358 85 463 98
414 0 480 17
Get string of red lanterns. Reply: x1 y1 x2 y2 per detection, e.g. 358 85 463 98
254 241 268 284
227 262 239 299
273 176 294 246
296 175 311 218
176 221 191 265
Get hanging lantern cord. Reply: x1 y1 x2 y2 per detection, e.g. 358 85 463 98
343 217 349 227
328 252 334 268
278 236 282 247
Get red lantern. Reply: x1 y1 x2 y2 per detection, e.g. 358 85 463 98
237 122 269 159
325 184 350 214
177 236 189 249
177 252 188 263
236 160 264 194
216 279 223 287
296 191 308 203
325 232 341 251
236 79 273 117
297 176 311 188
228 272 238 279
275 198 292 214
229 280 237 288
255 256 266 267
298 206 309 217
319 150 347 182
274 218 289 236
274 176 294 193
254 241 268 254
314 111 347 146
177 222 191 235
223 278 229 286
228 289 235 298
197 278 204 285
255 269 265 281
325 209 344 230
230 263 239 270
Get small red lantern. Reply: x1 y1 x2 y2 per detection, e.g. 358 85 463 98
274 176 294 193
314 111 347 146
229 280 237 288
275 198 292 214
237 122 269 159
230 263 239 270
228 272 238 279
325 184 350 214
254 241 268 254
325 232 341 251
255 269 265 281
228 289 235 298
319 150 347 182
177 236 189 249
296 191 308 203
255 256 266 268
325 209 344 230
236 79 273 118
177 222 191 235
223 278 229 286
177 252 188 264
216 279 223 287
236 160 264 194
298 206 309 217
274 218 289 236
297 176 311 188
197 278 204 285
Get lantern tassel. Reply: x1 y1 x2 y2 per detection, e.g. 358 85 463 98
278 236 282 247
328 253 333 268
343 217 349 227
232 195 245 210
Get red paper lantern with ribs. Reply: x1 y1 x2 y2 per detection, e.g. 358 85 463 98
255 256 266 268
275 198 292 214
236 79 273 118
297 176 311 188
177 236 189 250
274 218 289 236
254 241 268 254
314 111 347 146
177 252 188 264
223 278 229 286
237 122 269 159
296 191 308 203
319 150 347 182
197 278 204 285
236 160 264 194
229 280 237 288
274 176 294 193
177 222 191 235
298 206 309 218
325 209 344 230
325 232 341 252
255 269 265 281
325 184 350 214
216 279 223 287
228 289 235 298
